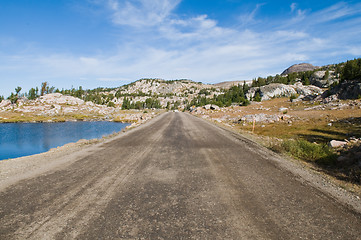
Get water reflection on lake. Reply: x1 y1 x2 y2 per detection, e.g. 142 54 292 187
0 121 130 160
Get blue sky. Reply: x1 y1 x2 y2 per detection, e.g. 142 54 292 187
1 0 361 96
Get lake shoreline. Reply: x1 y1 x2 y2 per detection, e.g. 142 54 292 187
0 110 162 161
0 114 138 124
0 121 131 161
0 112 163 191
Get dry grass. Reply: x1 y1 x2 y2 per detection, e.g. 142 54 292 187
0 112 102 123
0 109 165 123
239 120 360 144
201 98 361 144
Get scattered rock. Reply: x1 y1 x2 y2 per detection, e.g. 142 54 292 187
0 100 11 108
329 140 347 148
203 104 220 110
240 113 289 123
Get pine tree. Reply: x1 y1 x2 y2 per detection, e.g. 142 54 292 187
323 70 329 80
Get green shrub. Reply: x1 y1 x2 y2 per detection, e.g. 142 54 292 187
253 92 262 102
107 101 115 107
349 168 361 184
281 139 336 164
289 94 299 101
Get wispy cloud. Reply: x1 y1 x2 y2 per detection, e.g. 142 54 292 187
239 3 265 26
287 1 361 27
106 0 181 27
290 3 297 13
313 2 361 23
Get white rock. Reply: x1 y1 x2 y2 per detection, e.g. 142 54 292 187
247 83 323 101
86 101 95 106
329 140 347 148
313 71 326 79
204 104 220 110
0 100 11 108
240 113 283 123
39 93 84 105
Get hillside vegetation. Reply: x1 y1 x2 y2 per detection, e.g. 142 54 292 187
1 58 361 112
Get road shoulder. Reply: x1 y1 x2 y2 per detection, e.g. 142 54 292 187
189 112 361 214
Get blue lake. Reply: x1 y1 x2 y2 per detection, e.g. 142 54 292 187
0 121 130 160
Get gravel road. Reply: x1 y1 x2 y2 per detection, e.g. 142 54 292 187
0 112 360 239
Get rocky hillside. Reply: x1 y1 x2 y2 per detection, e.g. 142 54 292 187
0 79 223 116
0 93 115 120
1 58 360 115
114 79 222 109
117 79 214 96
0 93 161 123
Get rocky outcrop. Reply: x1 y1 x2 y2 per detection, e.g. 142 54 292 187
310 70 339 88
0 93 116 118
247 83 323 101
323 80 361 100
281 63 319 75
37 93 85 105
0 100 11 108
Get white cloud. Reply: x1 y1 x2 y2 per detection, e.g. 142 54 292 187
79 57 100 66
0 27 311 84
290 3 297 13
1 1 361 96
106 0 181 27
273 30 308 40
159 14 235 44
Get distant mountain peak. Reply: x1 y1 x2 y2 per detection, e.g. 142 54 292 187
281 63 319 75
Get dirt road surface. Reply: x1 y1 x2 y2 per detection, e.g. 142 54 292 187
0 112 360 239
